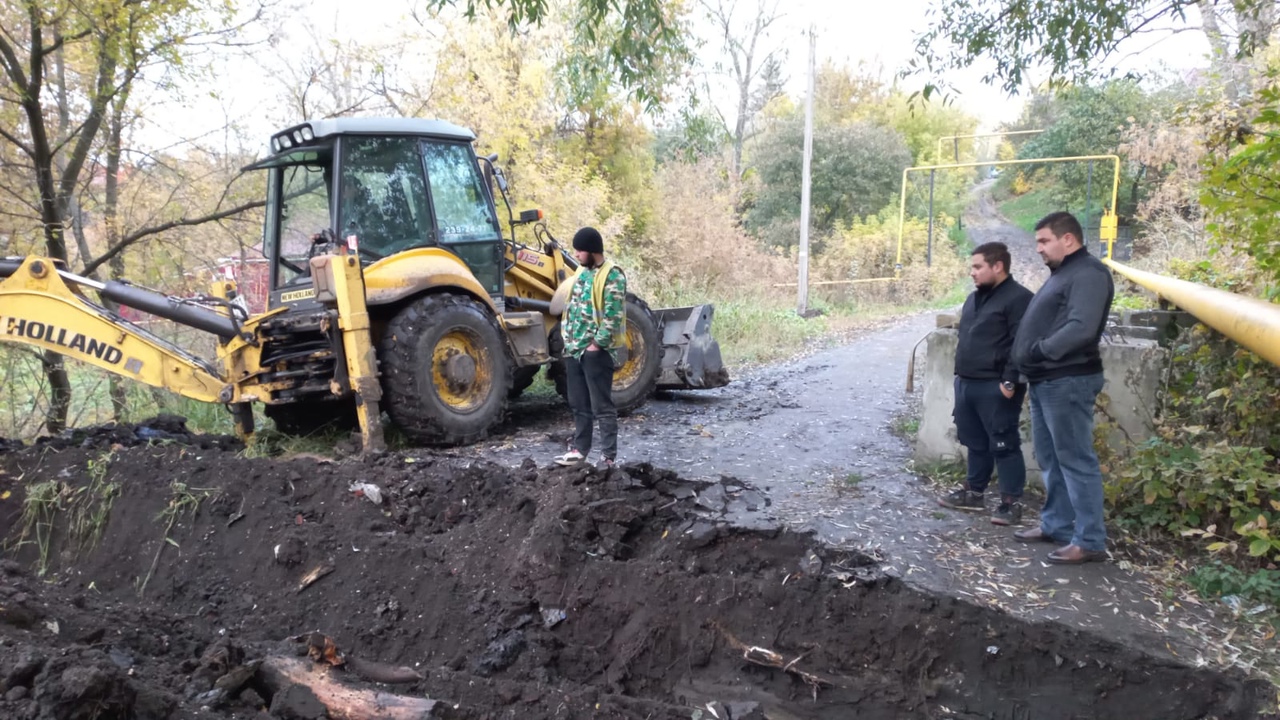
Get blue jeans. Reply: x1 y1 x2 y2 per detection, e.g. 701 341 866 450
1028 373 1107 551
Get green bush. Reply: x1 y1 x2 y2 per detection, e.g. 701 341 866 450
1110 291 1153 311
1165 324 1280 457
1188 561 1280 608
1106 439 1280 561
1167 258 1256 294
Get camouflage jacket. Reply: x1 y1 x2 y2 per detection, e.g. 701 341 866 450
562 264 627 363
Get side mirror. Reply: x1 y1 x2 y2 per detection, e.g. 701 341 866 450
493 166 509 193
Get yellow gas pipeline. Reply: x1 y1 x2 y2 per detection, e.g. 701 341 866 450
1103 259 1280 367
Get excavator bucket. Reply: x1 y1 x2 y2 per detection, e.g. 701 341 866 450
652 304 730 390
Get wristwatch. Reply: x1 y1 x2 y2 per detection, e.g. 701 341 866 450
1001 381 1015 391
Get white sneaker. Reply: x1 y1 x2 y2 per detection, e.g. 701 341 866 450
554 449 585 466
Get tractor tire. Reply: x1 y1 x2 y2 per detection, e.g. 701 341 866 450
379 294 511 445
508 365 540 399
546 322 568 399
548 295 661 414
548 358 568 399
612 294 662 413
265 398 356 437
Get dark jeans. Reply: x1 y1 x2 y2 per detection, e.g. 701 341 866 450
953 377 1027 499
1029 373 1107 552
565 350 617 460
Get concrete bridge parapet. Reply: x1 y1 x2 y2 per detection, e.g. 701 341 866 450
914 317 1171 488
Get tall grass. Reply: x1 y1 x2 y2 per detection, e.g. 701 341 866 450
997 189 1057 232
711 297 830 366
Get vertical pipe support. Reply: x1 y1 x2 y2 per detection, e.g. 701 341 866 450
926 169 936 267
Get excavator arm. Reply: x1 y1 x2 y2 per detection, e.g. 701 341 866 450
0 254 386 452
0 257 230 403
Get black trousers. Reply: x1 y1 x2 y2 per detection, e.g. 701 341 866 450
565 350 617 460
953 377 1027 498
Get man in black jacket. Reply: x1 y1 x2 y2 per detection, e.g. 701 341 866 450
939 242 1033 525
1010 211 1115 565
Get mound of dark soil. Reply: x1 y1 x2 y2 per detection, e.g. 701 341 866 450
0 430 1270 719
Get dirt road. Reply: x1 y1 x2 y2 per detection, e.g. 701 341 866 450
477 187 1257 667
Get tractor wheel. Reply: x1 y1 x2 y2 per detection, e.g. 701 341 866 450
549 295 661 414
265 398 356 437
612 294 661 413
548 358 568 399
546 322 568 399
379 294 511 445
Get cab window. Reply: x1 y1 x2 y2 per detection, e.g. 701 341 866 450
421 141 501 244
339 137 433 257
270 163 329 288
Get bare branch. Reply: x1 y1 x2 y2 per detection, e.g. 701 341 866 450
0 24 30 92
41 25 92 54
82 198 267 276
56 27 119 210
0 125 34 158
0 190 42 215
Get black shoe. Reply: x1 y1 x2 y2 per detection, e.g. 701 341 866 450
937 488 984 512
991 502 1023 526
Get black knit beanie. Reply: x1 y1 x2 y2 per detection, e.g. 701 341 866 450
572 226 604 254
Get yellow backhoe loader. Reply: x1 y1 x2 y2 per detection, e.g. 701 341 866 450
0 118 728 451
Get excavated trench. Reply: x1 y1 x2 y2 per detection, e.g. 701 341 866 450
0 421 1270 719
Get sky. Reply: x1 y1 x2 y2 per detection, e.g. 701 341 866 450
149 0 1215 154
756 0 1212 131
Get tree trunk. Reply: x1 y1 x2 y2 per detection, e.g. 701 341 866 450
41 350 71 434
21 24 70 433
733 67 751 178
103 98 129 422
107 255 129 422
1128 164 1147 218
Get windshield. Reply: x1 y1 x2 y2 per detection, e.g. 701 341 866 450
267 162 330 288
339 137 433 257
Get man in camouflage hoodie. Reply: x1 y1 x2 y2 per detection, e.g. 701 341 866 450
554 227 627 469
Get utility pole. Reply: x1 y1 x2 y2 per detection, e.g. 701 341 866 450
797 25 815 317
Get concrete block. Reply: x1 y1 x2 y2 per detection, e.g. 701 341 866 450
915 329 960 465
1097 336 1166 451
914 329 1168 488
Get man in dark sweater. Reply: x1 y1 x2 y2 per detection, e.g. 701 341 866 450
1011 212 1115 565
939 242 1033 525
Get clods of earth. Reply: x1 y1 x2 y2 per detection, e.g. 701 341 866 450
0 417 1271 719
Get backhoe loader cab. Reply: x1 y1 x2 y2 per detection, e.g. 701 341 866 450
242 117 728 446
255 119 505 304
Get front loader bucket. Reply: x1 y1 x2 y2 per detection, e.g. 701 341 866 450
653 304 730 390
